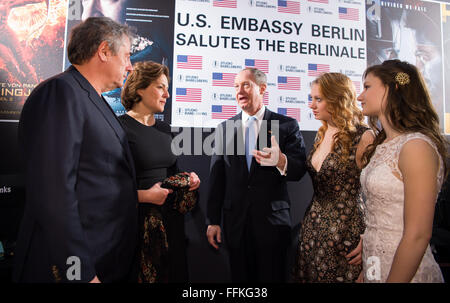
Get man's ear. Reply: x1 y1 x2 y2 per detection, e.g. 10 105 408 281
97 41 111 62
259 83 267 96
136 89 143 99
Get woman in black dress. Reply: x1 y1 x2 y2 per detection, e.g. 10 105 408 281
119 61 200 282
292 73 373 282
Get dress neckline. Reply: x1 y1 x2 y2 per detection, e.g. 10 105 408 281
125 113 157 128
379 133 406 146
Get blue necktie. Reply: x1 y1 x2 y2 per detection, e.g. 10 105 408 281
245 116 256 171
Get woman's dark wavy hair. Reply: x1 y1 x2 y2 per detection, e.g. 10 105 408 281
361 59 448 177
121 61 170 111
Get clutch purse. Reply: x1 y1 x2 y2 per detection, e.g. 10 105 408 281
161 172 198 214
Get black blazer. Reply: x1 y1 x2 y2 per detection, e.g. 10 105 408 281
206 108 306 248
13 66 138 282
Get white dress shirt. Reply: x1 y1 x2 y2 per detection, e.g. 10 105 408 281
241 106 287 175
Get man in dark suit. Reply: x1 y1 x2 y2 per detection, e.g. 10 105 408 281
13 17 138 283
206 68 307 282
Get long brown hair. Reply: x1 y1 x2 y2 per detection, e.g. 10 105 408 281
312 73 365 161
361 59 448 176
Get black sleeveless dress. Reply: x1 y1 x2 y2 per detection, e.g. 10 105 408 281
292 125 367 282
119 114 188 283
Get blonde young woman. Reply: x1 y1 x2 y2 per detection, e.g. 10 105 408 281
358 59 447 282
292 73 374 282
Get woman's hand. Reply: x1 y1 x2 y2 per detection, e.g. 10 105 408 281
138 182 172 205
356 271 364 283
188 172 201 191
346 236 363 265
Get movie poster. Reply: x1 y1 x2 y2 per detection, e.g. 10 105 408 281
65 0 175 122
366 0 445 132
0 0 67 121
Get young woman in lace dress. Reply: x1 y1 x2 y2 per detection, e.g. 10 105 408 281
292 73 374 282
358 59 448 282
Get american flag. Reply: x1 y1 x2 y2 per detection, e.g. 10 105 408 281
211 105 237 119
176 88 202 102
263 92 269 105
308 94 312 106
212 72 236 87
278 107 301 121
352 81 361 94
177 55 202 70
308 0 328 3
213 0 237 8
308 63 330 77
245 59 269 73
278 76 301 90
339 7 359 21
277 0 300 14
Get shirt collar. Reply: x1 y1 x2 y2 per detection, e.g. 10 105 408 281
242 105 266 123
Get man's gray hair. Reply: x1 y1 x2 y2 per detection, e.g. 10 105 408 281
67 17 135 65
243 68 267 86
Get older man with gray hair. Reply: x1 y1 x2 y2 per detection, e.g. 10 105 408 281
14 17 140 283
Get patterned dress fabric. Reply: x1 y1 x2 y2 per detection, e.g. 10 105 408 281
293 126 367 282
360 132 444 283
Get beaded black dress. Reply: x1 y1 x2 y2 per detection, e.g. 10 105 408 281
292 126 367 282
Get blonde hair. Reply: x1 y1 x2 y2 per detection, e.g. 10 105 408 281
312 73 365 161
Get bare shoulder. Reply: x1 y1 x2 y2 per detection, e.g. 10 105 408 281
356 129 375 150
360 129 375 144
399 137 440 173
401 137 439 159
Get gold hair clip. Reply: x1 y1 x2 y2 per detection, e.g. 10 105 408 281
395 72 410 85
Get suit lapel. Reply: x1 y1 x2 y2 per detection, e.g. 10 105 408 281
68 66 136 177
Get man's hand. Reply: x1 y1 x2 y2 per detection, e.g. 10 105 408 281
253 135 286 170
206 225 222 250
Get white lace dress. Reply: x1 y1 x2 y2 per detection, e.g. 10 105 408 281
360 132 444 283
